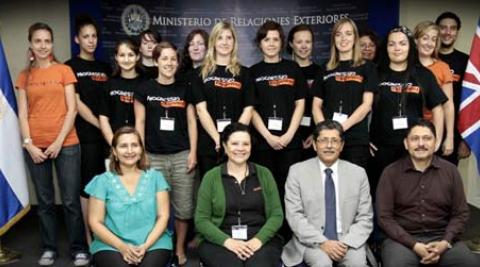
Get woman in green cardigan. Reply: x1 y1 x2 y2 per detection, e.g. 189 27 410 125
194 122 284 266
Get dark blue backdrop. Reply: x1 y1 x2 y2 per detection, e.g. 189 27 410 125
69 0 398 66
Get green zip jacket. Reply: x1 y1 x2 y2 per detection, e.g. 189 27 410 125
194 163 284 246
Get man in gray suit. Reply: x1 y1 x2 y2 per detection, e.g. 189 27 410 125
282 120 373 267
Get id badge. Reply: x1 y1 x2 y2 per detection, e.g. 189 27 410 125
300 116 312 127
160 117 175 131
332 112 348 124
392 116 408 130
268 117 283 131
216 118 232 133
231 225 248 240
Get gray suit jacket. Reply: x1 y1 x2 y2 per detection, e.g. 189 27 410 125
281 158 373 266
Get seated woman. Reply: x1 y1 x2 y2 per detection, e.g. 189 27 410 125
195 122 284 267
85 126 172 267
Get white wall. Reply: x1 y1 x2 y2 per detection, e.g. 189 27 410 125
1 0 479 206
400 0 479 55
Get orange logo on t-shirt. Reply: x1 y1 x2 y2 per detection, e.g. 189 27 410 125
214 80 242 90
268 78 295 87
120 95 134 103
334 75 364 83
91 74 108 82
160 100 186 108
390 85 420 94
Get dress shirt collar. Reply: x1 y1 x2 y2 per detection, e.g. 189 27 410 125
401 155 441 172
317 158 339 176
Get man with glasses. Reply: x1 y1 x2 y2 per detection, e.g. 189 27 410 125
282 120 373 267
377 119 477 267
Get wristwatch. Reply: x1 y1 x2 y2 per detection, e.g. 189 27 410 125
22 137 32 147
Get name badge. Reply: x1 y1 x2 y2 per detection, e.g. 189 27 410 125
231 225 248 240
160 117 175 131
300 116 312 127
392 116 408 130
268 117 283 131
332 112 348 124
216 119 232 133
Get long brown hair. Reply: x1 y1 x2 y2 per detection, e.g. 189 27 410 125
326 18 364 70
109 126 149 175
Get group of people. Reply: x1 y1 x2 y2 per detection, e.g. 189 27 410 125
14 9 478 267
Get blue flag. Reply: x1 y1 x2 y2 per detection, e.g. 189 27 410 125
0 38 30 236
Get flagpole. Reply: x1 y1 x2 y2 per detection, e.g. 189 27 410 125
0 238 21 265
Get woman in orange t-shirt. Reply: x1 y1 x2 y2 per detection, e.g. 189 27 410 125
414 21 455 158
15 22 89 266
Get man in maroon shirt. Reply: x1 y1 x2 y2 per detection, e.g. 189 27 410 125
376 119 477 267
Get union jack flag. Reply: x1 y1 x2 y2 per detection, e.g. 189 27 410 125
458 18 480 175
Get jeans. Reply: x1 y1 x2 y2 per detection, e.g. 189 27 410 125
24 144 87 255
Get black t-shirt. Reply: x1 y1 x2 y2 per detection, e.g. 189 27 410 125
370 66 448 146
135 79 192 154
192 65 256 155
249 59 307 150
99 76 145 133
219 162 266 240
439 49 469 125
313 60 378 145
65 57 111 143
140 64 158 80
298 63 321 141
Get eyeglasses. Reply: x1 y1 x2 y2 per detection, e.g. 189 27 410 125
316 138 342 147
389 25 413 38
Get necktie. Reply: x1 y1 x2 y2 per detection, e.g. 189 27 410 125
324 168 337 240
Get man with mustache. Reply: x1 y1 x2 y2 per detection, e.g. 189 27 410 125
282 120 373 267
376 119 477 266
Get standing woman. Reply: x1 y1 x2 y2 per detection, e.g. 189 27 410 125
16 22 88 266
369 26 447 188
180 29 209 72
414 21 455 158
287 24 321 160
65 15 111 245
311 18 378 169
138 29 161 79
250 21 306 199
134 41 197 266
192 21 255 177
99 38 144 145
86 127 172 267
359 29 379 62
195 123 283 267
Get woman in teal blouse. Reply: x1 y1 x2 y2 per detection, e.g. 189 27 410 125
85 126 172 267
195 122 284 267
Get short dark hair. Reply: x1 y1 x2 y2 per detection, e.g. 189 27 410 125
74 14 99 36
287 24 314 54
436 11 461 30
313 120 344 141
221 122 251 145
139 29 161 44
109 126 149 175
405 119 437 138
152 41 178 62
255 21 285 49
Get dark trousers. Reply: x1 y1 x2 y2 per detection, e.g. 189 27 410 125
251 148 302 240
24 144 87 255
382 235 478 267
340 144 370 169
368 144 406 199
80 142 107 198
94 249 171 267
197 154 222 179
199 238 282 267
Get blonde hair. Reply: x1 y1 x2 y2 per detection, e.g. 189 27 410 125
414 21 441 59
201 21 241 79
326 18 364 71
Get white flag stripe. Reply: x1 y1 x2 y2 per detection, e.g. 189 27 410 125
466 61 480 86
0 93 29 206
459 84 480 110
461 119 480 139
